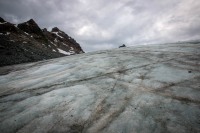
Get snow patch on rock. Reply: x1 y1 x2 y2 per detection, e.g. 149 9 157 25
58 48 71 55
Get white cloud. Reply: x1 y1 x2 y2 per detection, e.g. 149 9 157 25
0 0 200 52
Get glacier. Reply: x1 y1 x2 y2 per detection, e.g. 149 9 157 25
0 41 200 133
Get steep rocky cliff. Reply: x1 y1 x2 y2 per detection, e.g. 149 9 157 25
0 17 84 67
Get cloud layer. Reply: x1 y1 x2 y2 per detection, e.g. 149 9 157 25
1 0 200 52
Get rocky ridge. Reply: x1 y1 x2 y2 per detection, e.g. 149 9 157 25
0 17 84 67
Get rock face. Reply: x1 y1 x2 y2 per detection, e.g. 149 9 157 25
0 17 84 67
17 19 47 43
43 27 83 55
0 41 200 133
119 44 126 48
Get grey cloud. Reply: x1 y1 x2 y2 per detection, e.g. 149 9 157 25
0 0 200 52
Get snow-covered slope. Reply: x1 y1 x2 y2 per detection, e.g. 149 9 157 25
0 42 200 133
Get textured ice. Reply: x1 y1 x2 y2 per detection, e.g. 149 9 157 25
0 42 200 133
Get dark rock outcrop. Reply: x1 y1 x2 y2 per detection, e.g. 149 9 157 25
0 18 19 34
0 17 6 23
43 27 84 54
17 19 48 43
0 17 84 67
51 27 60 32
119 44 126 48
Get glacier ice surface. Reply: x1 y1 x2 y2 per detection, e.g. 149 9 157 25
0 42 200 133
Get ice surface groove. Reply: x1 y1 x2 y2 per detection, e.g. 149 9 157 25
0 42 200 133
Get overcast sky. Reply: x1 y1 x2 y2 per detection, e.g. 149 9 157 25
0 0 200 52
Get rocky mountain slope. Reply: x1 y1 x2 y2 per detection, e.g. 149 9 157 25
0 17 84 67
0 41 200 133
